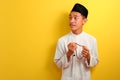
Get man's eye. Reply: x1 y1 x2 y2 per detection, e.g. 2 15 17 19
69 16 73 19
74 17 78 20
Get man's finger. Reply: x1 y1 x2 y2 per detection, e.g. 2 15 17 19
82 46 89 51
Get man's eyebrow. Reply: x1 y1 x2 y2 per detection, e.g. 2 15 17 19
69 14 79 17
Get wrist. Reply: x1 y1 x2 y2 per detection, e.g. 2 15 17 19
87 55 90 64
66 51 73 62
67 50 73 56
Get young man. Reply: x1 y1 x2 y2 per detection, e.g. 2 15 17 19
54 3 99 80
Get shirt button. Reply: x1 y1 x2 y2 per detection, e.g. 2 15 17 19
73 55 75 56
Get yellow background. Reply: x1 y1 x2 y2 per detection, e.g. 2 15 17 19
0 0 120 80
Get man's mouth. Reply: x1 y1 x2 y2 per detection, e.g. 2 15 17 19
70 24 76 27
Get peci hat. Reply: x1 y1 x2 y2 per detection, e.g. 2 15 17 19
71 3 88 18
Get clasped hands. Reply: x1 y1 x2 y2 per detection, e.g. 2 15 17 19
67 42 90 63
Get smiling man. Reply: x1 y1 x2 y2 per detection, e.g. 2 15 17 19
54 3 99 80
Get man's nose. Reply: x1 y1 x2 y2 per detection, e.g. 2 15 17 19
70 18 74 23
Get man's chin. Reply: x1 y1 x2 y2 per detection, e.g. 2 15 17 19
71 28 77 31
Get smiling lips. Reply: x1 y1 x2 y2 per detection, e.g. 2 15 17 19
70 24 76 28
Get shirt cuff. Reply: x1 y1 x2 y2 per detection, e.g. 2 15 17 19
61 54 72 69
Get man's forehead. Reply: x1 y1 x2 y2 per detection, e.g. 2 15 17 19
69 12 81 16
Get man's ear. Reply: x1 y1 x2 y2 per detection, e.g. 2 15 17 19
83 18 88 25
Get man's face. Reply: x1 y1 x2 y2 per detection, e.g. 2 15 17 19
69 11 87 32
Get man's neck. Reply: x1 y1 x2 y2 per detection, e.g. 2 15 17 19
72 29 83 35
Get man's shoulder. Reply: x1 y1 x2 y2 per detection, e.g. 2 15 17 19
58 32 71 42
84 32 97 41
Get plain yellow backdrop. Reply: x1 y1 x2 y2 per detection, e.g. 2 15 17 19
0 0 120 80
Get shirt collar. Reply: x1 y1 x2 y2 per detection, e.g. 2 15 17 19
71 31 84 37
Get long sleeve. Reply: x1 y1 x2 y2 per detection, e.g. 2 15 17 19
85 38 99 67
54 39 72 69
54 32 99 80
